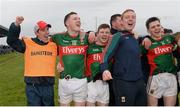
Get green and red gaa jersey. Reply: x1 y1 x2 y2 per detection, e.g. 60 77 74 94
86 43 105 79
52 32 89 79
141 35 177 76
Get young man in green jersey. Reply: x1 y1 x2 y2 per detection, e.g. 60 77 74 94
52 12 95 106
86 23 111 106
142 17 180 106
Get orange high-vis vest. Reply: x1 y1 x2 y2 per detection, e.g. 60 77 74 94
23 38 57 77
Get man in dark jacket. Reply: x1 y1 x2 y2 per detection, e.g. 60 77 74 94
101 9 147 106
7 16 57 106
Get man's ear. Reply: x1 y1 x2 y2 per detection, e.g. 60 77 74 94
112 21 115 27
65 20 69 27
147 29 150 34
35 31 39 37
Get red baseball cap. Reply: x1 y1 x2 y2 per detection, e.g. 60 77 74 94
34 20 51 33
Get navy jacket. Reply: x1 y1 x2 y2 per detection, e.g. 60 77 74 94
101 31 143 81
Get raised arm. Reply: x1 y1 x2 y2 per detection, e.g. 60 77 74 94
7 16 26 53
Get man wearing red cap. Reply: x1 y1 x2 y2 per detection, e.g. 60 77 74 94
7 16 57 106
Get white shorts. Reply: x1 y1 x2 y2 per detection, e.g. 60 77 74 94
147 73 177 98
58 78 87 104
87 80 109 104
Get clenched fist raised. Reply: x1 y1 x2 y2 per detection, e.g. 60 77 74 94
15 16 24 26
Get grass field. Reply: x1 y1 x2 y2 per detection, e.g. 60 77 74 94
0 52 59 106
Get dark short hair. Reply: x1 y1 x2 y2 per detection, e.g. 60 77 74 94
110 14 121 27
146 17 160 29
164 28 173 34
64 12 77 27
97 23 110 33
121 9 135 19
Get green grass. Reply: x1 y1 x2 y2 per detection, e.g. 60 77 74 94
0 52 59 106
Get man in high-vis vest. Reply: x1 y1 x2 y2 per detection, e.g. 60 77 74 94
7 16 57 106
